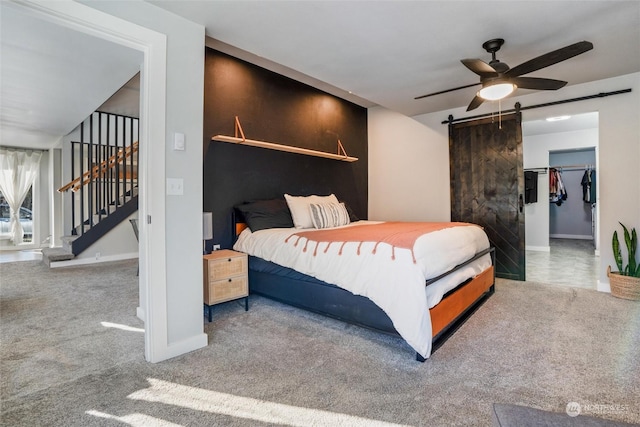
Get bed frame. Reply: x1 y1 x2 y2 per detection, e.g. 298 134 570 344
233 218 495 362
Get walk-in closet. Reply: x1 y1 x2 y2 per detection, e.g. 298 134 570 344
548 149 597 242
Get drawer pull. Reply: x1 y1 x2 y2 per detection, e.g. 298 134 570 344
228 278 232 282
228 258 232 262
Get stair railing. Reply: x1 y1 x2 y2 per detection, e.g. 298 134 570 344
58 141 138 193
59 112 139 236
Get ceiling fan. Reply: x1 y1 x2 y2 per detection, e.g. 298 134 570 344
415 38 593 111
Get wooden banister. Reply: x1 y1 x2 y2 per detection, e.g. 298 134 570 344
58 141 138 193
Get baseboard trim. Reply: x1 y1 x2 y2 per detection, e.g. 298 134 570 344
597 280 611 293
526 245 550 252
50 252 138 268
150 333 208 363
549 234 593 240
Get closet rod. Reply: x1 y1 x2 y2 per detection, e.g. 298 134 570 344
524 167 548 174
550 164 595 170
442 88 632 125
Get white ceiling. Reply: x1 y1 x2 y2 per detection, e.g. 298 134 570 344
1 1 638 150
522 111 598 137
151 0 640 117
0 2 141 148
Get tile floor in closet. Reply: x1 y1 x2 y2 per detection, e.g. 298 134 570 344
526 238 599 289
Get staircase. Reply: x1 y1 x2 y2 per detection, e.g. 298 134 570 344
43 112 139 266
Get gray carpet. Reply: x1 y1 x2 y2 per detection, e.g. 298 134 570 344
1 260 639 426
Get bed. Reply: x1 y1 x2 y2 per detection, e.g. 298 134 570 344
231 195 495 361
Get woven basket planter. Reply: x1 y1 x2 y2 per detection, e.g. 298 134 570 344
607 266 640 301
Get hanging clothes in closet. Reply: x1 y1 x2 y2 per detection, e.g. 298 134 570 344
582 167 596 204
549 168 567 205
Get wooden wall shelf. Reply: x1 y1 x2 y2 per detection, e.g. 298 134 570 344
211 117 358 162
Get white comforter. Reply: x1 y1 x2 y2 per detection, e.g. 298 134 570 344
233 220 491 358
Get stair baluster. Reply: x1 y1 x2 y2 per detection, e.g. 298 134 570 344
57 112 139 256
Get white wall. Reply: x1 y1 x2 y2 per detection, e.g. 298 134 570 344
36 150 49 247
369 72 640 292
49 148 63 248
367 107 450 221
52 212 138 266
523 127 598 251
83 1 207 355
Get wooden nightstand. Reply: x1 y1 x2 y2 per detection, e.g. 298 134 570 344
203 249 249 322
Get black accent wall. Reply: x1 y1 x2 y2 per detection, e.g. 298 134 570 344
203 48 368 249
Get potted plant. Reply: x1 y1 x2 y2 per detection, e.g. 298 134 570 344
608 222 640 300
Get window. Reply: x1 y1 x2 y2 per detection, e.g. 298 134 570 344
0 187 34 244
0 148 42 247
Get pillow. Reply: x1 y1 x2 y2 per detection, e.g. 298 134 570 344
284 193 339 228
234 198 294 232
342 201 360 222
309 203 351 229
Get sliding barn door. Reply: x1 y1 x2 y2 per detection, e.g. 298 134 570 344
449 113 525 281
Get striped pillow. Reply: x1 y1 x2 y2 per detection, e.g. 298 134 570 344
309 203 351 229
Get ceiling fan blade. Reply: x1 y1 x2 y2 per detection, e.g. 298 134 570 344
505 41 593 77
461 58 499 77
414 82 480 100
466 95 485 111
510 77 567 90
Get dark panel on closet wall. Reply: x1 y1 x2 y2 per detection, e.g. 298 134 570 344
203 48 368 249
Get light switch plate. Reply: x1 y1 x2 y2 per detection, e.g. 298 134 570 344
166 178 184 195
174 132 185 151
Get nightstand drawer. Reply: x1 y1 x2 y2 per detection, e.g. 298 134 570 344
208 255 247 280
206 276 248 305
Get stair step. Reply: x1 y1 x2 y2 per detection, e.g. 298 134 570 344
61 235 79 243
64 191 138 257
41 247 74 267
73 223 92 234
61 235 79 252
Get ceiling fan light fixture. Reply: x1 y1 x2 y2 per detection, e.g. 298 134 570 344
478 82 516 101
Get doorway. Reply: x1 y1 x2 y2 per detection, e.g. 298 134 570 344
9 0 170 362
523 112 600 289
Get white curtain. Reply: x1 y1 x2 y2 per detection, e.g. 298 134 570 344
0 148 42 244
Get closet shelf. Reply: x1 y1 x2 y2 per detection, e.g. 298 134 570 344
211 116 358 162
